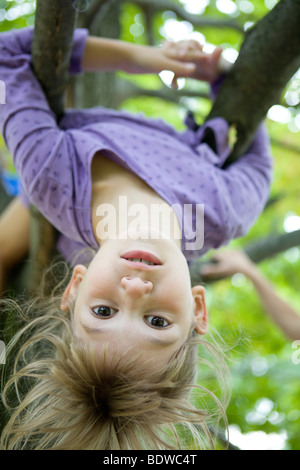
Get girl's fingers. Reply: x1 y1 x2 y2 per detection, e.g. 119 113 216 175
163 40 205 62
166 60 196 77
212 46 223 62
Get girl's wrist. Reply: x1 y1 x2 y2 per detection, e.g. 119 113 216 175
241 261 263 283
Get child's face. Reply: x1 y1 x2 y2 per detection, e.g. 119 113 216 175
61 236 208 371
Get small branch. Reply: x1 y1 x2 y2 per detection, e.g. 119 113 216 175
76 0 112 30
131 0 244 34
139 2 155 45
116 77 210 106
271 137 300 156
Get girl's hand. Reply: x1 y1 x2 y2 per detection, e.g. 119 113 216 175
125 39 224 86
83 36 228 85
199 250 256 279
162 40 223 88
124 41 197 78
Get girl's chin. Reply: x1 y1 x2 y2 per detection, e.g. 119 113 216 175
99 226 183 260
126 226 170 240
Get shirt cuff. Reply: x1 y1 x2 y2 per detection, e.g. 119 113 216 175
210 73 227 100
69 28 89 74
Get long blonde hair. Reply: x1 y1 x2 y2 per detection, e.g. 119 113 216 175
0 261 230 450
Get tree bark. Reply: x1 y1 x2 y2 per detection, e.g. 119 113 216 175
206 0 300 165
72 0 122 109
28 0 78 294
32 0 78 119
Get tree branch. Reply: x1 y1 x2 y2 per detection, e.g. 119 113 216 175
28 0 78 294
245 229 300 264
131 0 244 34
207 0 300 165
189 230 300 286
32 0 78 119
138 1 156 45
116 77 210 106
271 137 300 156
76 0 112 30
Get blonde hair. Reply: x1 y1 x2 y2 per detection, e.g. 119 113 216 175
0 261 230 450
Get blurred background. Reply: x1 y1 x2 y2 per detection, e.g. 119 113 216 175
0 0 299 450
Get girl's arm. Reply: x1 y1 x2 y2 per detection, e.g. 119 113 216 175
82 36 227 83
194 121 273 253
220 124 273 242
0 28 89 241
0 197 30 296
201 250 300 341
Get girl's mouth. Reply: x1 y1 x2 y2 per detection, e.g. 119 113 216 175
121 250 162 267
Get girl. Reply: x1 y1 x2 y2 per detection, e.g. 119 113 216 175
0 26 272 450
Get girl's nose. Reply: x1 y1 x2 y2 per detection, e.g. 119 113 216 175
121 277 153 296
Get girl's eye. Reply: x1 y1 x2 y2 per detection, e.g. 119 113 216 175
92 306 118 317
145 316 169 328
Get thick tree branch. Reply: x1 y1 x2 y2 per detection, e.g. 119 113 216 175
28 1 78 294
244 230 300 264
207 0 300 165
32 0 78 119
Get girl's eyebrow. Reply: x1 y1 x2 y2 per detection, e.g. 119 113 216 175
80 321 177 346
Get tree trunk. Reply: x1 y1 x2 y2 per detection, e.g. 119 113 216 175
207 0 300 165
27 0 78 294
32 0 78 118
72 0 122 109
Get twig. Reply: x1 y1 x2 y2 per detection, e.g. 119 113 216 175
131 0 244 33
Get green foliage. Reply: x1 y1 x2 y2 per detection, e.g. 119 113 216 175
0 0 35 31
1 0 299 450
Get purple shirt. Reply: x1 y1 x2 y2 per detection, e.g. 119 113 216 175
0 27 273 266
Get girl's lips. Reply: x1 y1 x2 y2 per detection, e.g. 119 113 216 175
121 259 161 271
121 250 162 266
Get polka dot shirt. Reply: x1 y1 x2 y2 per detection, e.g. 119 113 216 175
0 28 273 266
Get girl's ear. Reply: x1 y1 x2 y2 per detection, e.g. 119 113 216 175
60 264 87 312
191 285 208 335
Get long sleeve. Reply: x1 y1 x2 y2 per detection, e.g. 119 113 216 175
181 104 273 260
209 76 273 244
0 27 89 243
207 73 273 243
219 124 273 241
